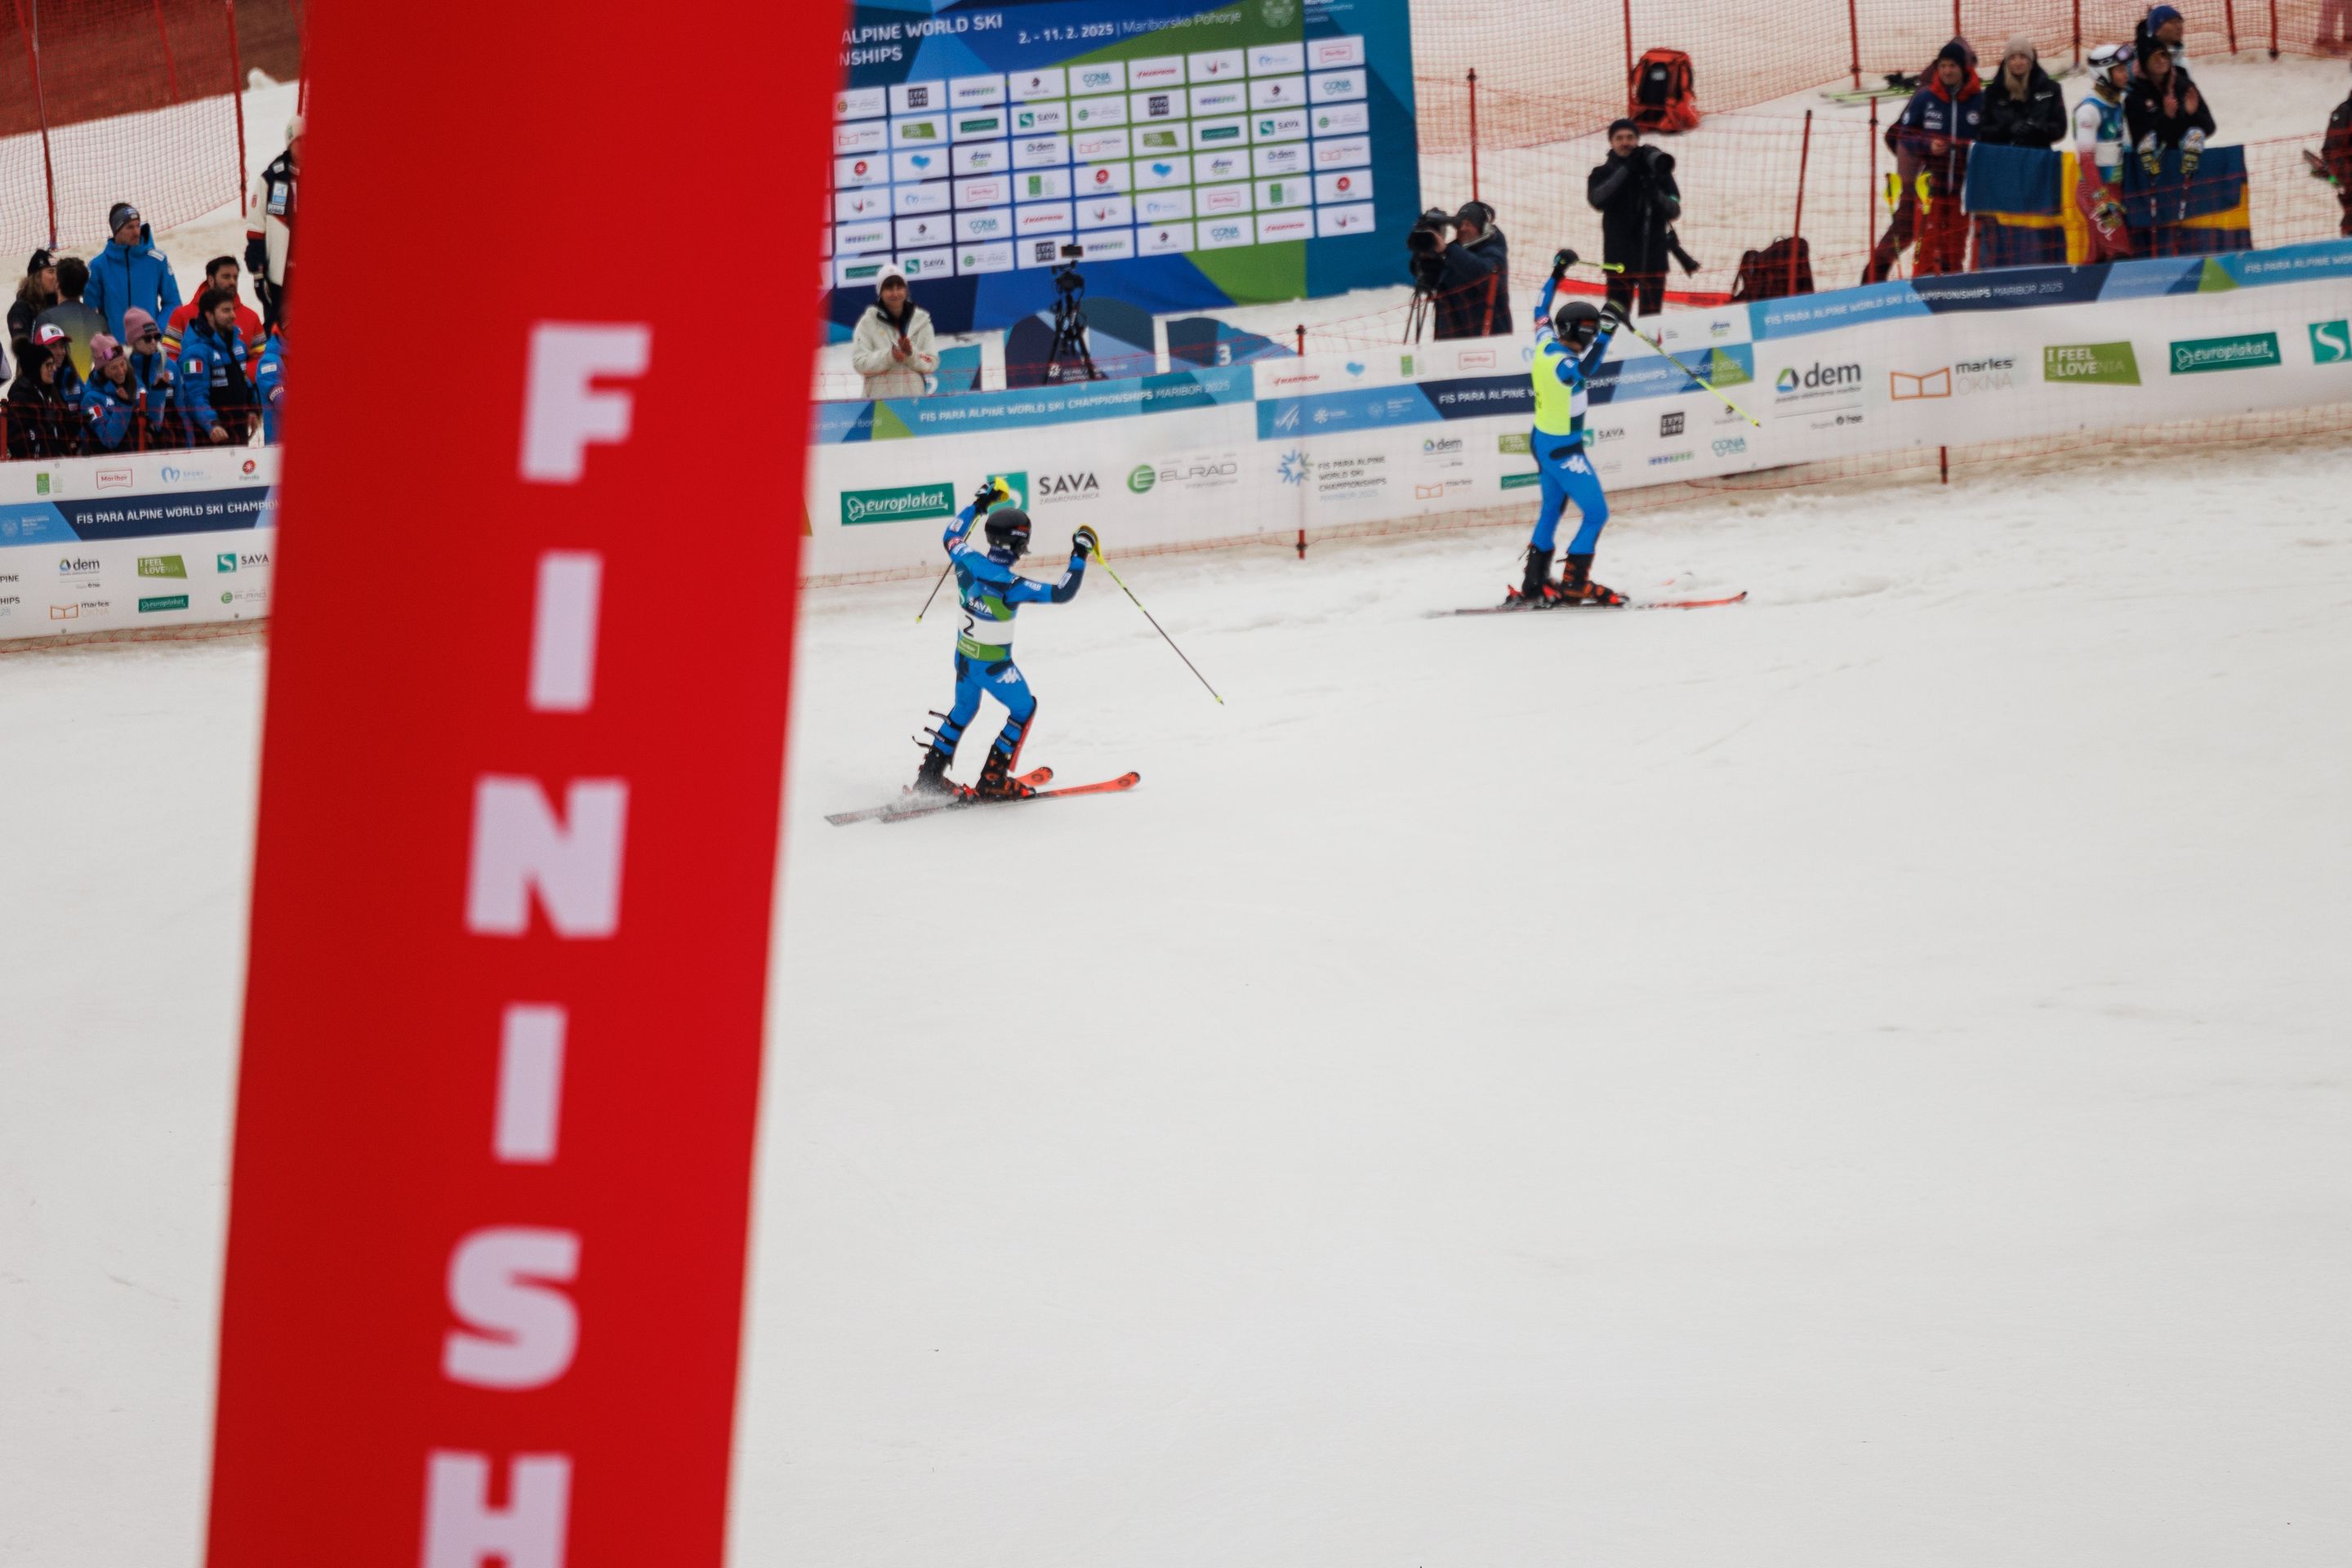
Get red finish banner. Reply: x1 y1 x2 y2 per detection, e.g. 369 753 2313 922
203 6 834 1564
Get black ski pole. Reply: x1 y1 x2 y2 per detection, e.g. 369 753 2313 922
1094 541 1223 705
915 561 953 622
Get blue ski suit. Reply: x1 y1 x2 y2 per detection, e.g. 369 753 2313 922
1527 276 1617 557
84 230 183 341
928 501 1088 766
79 373 142 452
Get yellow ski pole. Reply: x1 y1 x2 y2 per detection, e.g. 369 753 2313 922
1089 532 1223 705
1608 312 1762 428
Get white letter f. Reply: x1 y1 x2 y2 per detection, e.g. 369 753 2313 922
520 323 652 483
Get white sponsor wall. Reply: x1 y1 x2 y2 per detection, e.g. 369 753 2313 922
0 448 278 641
804 264 2352 580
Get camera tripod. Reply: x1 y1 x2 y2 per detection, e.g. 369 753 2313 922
1043 262 1104 383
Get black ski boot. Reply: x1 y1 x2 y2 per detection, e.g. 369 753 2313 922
973 747 1038 800
1511 546 1557 608
1559 553 1626 607
909 746 958 799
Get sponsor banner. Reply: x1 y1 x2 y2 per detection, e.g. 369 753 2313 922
818 364 1255 442
804 245 2352 577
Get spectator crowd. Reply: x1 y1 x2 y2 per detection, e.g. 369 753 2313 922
5 117 298 461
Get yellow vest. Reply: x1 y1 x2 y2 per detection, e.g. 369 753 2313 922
1530 341 1581 439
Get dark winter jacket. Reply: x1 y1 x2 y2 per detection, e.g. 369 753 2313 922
1434 225 1512 338
84 226 183 341
2325 92 2352 198
1586 146 1682 272
1976 62 2067 148
176 318 255 437
1886 68 1984 189
2124 65 2215 150
6 368 76 458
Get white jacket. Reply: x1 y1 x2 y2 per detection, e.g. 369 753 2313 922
245 150 296 289
849 301 938 397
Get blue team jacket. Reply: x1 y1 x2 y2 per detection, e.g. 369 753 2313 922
941 502 1086 661
255 331 287 443
79 376 142 451
84 231 184 340
175 322 246 433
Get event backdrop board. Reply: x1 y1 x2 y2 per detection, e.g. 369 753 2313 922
828 0 1419 334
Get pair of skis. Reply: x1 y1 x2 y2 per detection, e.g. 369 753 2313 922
1438 589 1748 617
827 767 1141 826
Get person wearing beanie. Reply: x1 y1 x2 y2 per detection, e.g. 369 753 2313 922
1866 38 1982 281
2135 5 2190 73
851 269 938 399
83 202 182 339
1977 34 2066 148
10 248 59 369
7 321 78 459
78 334 148 453
1434 199 1512 337
246 114 301 329
1586 117 1682 316
121 307 184 448
2125 41 2215 176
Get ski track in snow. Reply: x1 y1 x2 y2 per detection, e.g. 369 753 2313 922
3 440 2350 1565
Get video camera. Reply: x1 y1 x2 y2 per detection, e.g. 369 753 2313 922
1050 240 1086 293
1405 206 1453 256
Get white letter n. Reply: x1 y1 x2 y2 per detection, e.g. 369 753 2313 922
520 323 651 483
422 1451 571 1568
465 777 629 938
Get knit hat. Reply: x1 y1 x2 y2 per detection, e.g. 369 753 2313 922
2147 4 2183 27
1607 117 1639 137
878 266 907 288
122 306 159 341
1936 38 1975 67
89 333 122 366
107 202 140 235
2003 33 2037 61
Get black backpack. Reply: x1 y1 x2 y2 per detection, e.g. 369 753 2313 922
1729 236 1814 301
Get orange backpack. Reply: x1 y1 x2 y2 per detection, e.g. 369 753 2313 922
1629 48 1700 135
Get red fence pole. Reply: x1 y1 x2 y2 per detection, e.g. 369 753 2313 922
1867 96 1880 271
2072 0 2082 65
227 0 249 216
1622 0 1634 92
1847 0 1862 88
1790 109 1813 296
11 0 58 247
153 0 183 100
2270 0 2279 56
1953 0 1962 39
2223 0 2238 53
1467 68 1480 202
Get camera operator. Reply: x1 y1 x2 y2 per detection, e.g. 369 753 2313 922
1586 118 1682 318
1409 202 1512 339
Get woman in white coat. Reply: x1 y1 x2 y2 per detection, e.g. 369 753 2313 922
849 269 938 398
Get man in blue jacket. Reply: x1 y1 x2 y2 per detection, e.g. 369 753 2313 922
79 336 145 453
176 287 256 445
84 203 183 339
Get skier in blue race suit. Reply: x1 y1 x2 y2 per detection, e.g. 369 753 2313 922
1512 247 1628 607
911 479 1096 800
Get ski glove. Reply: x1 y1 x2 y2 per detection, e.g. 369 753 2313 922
1071 525 1099 559
2139 134 2163 176
1551 247 1578 280
1599 298 1632 327
971 479 1007 513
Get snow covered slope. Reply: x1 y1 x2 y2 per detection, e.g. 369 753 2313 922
4 439 2350 1565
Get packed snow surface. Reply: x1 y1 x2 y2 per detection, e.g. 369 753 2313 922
4 440 2350 1565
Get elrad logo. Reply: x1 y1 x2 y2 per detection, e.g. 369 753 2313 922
1712 436 1748 457
1659 411 1685 437
2308 320 2350 364
1128 464 1156 494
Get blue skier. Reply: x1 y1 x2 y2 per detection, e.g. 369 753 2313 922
911 480 1097 800
1510 248 1628 608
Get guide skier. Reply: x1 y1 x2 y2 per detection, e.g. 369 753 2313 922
1509 248 1627 608
911 479 1096 800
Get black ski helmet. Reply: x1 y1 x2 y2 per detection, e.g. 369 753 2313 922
1553 298 1602 348
983 505 1032 558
